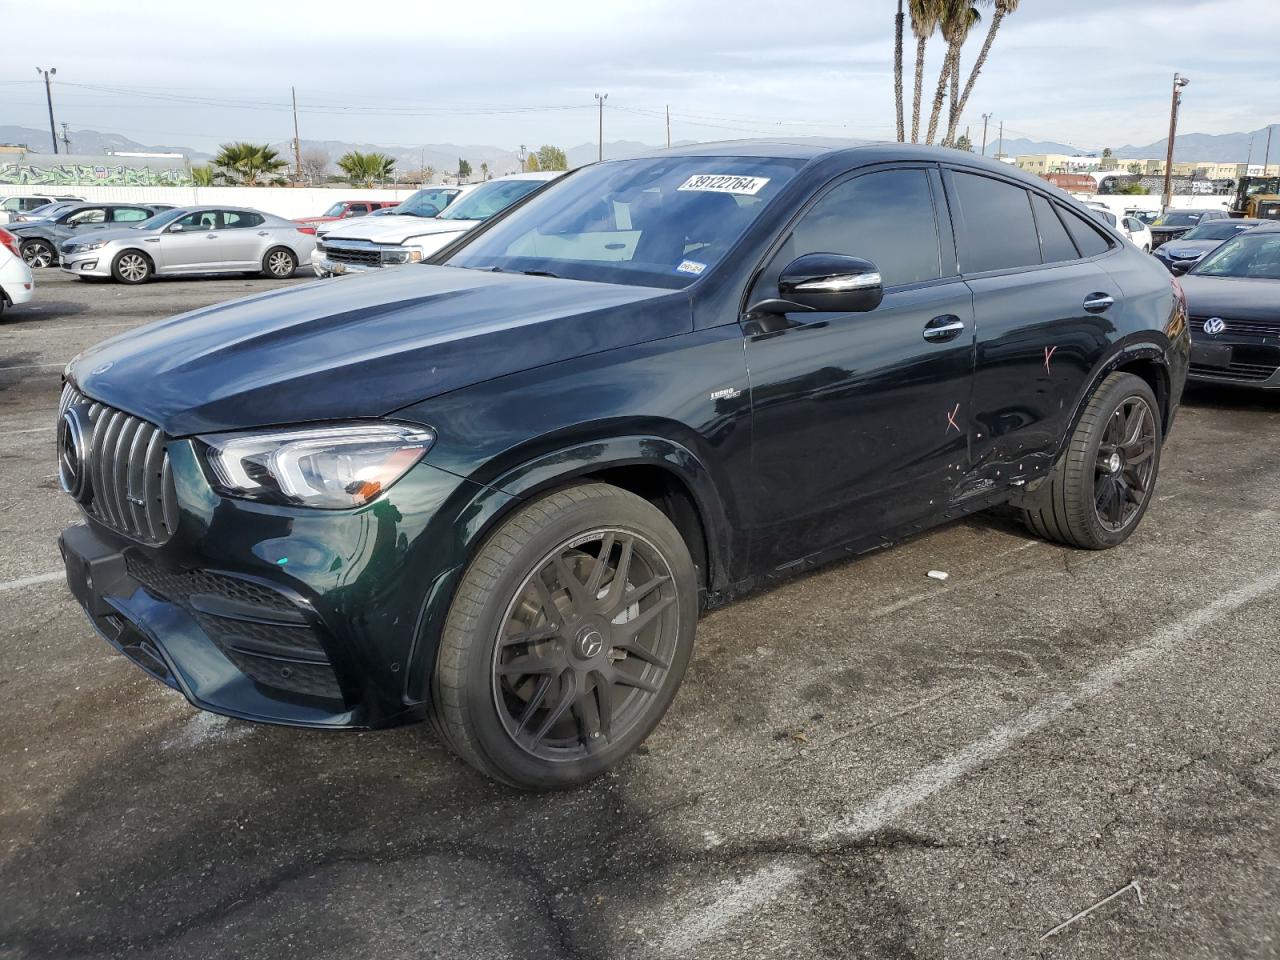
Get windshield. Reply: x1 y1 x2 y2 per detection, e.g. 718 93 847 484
438 178 550 222
445 157 804 288
323 202 347 217
1153 212 1205 227
396 187 458 218
1182 221 1254 241
1192 232 1280 279
137 208 189 231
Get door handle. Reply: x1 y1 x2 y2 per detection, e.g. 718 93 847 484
922 315 966 342
257 231 270 236
1083 293 1115 313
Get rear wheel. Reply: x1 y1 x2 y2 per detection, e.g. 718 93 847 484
21 239 54 268
430 483 697 789
111 250 152 284
262 246 297 279
1022 372 1162 550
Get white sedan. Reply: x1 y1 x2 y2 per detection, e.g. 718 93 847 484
0 227 34 318
1089 208 1153 253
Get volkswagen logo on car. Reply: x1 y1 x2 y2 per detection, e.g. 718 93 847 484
58 405 94 504
1203 317 1227 335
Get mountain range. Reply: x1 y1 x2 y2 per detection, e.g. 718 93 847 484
2 123 1277 170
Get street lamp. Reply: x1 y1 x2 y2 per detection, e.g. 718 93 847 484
594 92 608 162
1162 73 1189 210
36 66 58 155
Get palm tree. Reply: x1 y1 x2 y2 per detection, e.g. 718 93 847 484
894 0 906 142
190 164 217 187
480 161 490 181
337 151 395 188
909 0 944 143
950 0 1020 132
925 0 980 146
212 143 288 186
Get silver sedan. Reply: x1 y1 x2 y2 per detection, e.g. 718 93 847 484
59 206 318 283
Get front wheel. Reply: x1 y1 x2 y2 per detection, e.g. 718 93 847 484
21 239 54 268
430 483 698 789
262 246 298 278
111 250 152 284
1022 372 1162 550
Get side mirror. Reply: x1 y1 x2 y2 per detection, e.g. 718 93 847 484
168 223 185 233
1170 262 1188 276
776 253 884 313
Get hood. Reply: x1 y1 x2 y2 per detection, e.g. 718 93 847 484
1158 239 1220 259
69 266 687 437
320 215 476 244
295 216 339 225
62 227 153 248
1179 274 1280 320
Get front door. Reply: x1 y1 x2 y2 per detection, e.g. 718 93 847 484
155 210 225 270
945 170 1118 482
744 166 976 572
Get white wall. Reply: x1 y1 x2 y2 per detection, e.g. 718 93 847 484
1067 193 1231 217
0 185 423 220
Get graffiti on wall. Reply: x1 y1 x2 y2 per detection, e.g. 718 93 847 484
0 162 192 187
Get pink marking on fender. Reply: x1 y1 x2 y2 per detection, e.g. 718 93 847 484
1044 346 1058 374
945 403 961 434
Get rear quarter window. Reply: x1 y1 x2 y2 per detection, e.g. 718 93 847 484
1059 206 1115 258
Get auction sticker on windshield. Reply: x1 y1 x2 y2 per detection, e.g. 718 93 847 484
677 174 770 195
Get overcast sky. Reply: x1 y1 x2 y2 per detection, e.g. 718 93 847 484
2 0 1276 154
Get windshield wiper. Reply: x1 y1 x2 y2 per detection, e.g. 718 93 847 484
520 270 561 279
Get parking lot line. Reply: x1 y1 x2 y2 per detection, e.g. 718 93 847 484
660 552 1280 954
0 571 65 593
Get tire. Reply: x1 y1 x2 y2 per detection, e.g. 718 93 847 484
431 482 697 789
21 239 55 269
262 246 298 279
1022 372 1162 550
111 250 152 285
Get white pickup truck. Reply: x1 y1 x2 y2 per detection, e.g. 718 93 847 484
312 172 561 276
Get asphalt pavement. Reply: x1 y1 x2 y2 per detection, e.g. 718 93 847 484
2 269 1278 960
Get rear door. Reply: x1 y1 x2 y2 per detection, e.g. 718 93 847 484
744 165 977 570
216 210 268 267
947 169 1119 485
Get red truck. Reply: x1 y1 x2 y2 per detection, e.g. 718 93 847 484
295 200 402 227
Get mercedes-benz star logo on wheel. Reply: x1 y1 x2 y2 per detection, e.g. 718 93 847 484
576 628 604 660
58 405 94 504
1203 317 1226 335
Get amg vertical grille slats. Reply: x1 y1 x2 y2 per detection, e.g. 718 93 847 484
58 383 179 545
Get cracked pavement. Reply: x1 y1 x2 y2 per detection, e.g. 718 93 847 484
2 271 1279 959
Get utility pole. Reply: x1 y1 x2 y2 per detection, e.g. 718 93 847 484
291 86 303 185
997 120 1003 159
36 67 58 154
666 104 671 149
594 92 608 162
1264 124 1274 175
1162 72 1190 211
980 113 992 156
59 122 72 154
519 144 526 173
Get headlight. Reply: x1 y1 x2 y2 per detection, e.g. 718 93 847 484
72 240 107 253
201 423 435 509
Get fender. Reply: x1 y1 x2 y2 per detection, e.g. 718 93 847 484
400 433 738 706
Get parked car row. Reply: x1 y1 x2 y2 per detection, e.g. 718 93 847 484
0 193 84 224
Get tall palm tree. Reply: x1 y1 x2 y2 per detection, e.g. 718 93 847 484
337 151 395 188
894 0 906 142
951 0 1021 133
212 143 288 187
925 0 980 146
909 0 945 143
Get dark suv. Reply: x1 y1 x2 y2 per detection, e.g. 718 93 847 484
57 143 1189 788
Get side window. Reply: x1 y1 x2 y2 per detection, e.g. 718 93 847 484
1 198 19 212
65 208 107 225
1030 194 1079 263
772 169 943 289
951 172 1040 273
177 211 220 230
222 211 264 229
1059 207 1114 258
348 203 369 215
110 207 151 223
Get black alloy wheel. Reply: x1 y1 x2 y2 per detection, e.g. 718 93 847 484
1093 397 1157 532
431 483 697 789
493 528 679 761
1022 371 1163 550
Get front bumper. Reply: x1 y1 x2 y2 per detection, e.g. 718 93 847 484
60 249 114 277
58 436 507 729
1188 334 1280 389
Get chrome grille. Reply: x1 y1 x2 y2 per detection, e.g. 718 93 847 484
319 240 383 267
59 383 180 544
